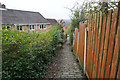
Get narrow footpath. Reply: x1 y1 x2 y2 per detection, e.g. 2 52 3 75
46 37 87 78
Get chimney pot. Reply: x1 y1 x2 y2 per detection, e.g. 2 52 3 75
2 4 6 8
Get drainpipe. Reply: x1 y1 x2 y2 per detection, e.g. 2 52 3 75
84 27 88 74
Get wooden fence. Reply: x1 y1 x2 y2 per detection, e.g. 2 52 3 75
73 8 120 78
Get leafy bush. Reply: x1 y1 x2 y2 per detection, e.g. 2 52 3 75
69 25 74 45
2 26 62 78
68 25 75 52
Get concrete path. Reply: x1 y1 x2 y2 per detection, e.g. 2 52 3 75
45 38 87 78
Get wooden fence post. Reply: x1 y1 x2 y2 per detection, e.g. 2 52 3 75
76 32 79 58
84 27 88 74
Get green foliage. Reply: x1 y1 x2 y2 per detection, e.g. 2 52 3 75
2 26 63 78
69 2 88 29
55 24 65 43
68 1 119 52
83 1 118 14
69 1 118 29
71 9 81 28
64 24 71 35
69 32 73 46
68 24 75 52
69 24 74 46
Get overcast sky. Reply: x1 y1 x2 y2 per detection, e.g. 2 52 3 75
0 0 84 20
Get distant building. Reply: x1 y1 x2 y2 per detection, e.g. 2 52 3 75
0 3 6 8
46 19 58 26
1 4 51 32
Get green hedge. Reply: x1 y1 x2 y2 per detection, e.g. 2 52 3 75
2 26 63 78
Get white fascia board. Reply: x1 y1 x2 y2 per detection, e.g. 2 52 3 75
0 8 7 10
14 23 50 25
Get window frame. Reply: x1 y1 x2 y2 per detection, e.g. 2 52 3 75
39 24 46 29
43 25 46 29
29 25 35 30
17 25 23 31
6 25 11 30
39 25 42 29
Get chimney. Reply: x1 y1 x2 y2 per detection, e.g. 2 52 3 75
0 3 1 8
1 4 6 8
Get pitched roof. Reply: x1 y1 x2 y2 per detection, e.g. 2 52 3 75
2 9 50 24
46 19 57 26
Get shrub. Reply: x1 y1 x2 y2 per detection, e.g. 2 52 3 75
2 26 62 78
69 31 73 46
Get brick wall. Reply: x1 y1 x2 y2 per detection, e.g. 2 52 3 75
9 24 51 33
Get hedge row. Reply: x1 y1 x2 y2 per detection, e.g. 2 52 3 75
2 26 63 78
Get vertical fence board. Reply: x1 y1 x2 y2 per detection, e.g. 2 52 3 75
86 14 91 76
90 13 95 77
78 23 85 67
117 10 120 78
117 64 120 78
92 13 98 78
94 12 100 78
88 14 92 77
89 14 93 77
94 12 101 78
89 14 94 78
104 8 118 78
74 28 79 54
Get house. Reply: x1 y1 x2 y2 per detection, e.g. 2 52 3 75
1 4 51 32
46 19 58 26
0 3 6 8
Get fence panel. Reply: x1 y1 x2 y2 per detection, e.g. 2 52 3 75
89 14 95 78
109 28 118 78
78 23 85 67
74 28 79 54
117 11 120 78
91 13 98 78
110 11 120 78
95 12 103 78
73 7 119 78
97 12 107 78
117 63 120 78
93 12 100 78
104 8 118 78
100 10 112 78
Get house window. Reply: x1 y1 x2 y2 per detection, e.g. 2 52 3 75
42 24 44 29
17 25 22 31
44 25 46 29
40 25 42 29
29 25 34 30
6 26 10 29
39 24 46 29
